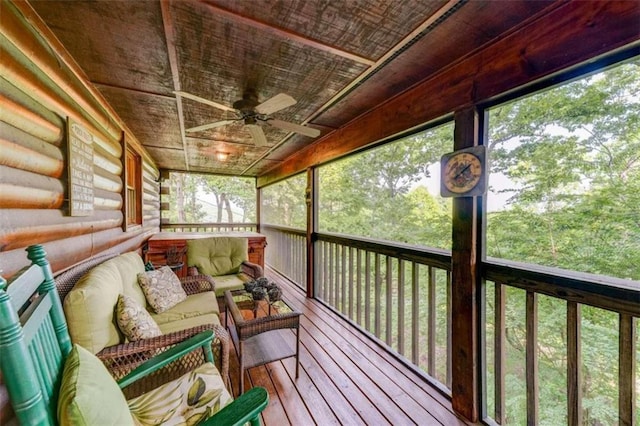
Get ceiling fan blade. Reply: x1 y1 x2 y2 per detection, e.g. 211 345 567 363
246 124 267 146
174 91 237 113
254 93 297 115
267 119 320 138
186 119 236 133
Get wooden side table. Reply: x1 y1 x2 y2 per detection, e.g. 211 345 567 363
224 290 301 394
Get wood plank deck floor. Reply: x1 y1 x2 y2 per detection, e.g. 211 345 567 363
224 267 474 426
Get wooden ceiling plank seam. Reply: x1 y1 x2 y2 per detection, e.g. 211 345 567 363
241 0 464 176
160 0 189 171
198 1 376 66
92 81 176 101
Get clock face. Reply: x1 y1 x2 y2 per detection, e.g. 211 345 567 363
443 152 482 193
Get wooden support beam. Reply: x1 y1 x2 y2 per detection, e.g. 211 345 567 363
450 107 479 422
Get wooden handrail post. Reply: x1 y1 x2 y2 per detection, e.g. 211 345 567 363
451 107 481 422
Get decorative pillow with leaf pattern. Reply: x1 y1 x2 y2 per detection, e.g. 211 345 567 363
116 294 162 341
137 266 187 313
127 362 232 425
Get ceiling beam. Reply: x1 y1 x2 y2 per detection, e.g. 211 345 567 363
161 0 190 170
199 1 375 66
92 82 176 100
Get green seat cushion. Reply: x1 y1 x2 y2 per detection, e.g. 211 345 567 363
187 237 248 276
156 313 221 334
64 262 124 354
212 274 247 297
151 292 220 325
127 362 232 425
58 344 134 426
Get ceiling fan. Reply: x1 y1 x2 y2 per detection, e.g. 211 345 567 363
175 90 321 146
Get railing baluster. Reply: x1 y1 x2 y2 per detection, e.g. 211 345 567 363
348 247 354 319
329 242 334 306
341 244 347 313
398 259 405 356
526 291 539 425
567 301 582 426
495 282 506 424
322 240 327 298
412 262 419 365
365 250 371 332
428 266 436 377
446 270 452 388
356 248 362 326
386 256 393 345
619 313 635 426
375 253 381 338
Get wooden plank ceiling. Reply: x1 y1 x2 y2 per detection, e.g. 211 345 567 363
29 0 554 177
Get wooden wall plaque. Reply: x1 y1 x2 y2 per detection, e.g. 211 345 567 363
67 118 94 216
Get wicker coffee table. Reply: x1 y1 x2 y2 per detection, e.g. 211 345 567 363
224 289 301 393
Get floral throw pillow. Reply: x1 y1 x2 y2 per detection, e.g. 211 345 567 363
137 266 187 313
116 295 162 341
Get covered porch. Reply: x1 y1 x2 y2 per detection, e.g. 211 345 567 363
1 1 639 425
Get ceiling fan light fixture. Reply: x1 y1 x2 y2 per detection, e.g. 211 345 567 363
215 151 229 161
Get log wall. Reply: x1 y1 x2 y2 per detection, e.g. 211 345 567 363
0 1 160 278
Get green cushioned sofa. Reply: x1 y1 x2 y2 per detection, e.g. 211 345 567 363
56 251 230 397
186 237 264 299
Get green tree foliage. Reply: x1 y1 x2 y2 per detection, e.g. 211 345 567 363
166 173 256 223
487 59 640 279
261 173 306 228
319 123 454 249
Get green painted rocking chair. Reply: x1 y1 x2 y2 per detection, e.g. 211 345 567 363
0 244 268 425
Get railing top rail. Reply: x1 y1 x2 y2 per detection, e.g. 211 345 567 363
260 224 306 235
161 222 258 228
317 231 451 271
484 257 640 317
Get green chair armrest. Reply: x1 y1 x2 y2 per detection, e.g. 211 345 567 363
203 387 269 426
117 330 214 389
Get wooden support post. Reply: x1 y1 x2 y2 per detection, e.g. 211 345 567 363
619 314 636 426
256 184 261 234
305 167 316 298
451 107 479 421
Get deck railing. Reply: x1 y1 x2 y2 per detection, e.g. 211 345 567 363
482 259 639 425
264 231 639 423
261 224 306 289
315 232 454 391
160 222 257 232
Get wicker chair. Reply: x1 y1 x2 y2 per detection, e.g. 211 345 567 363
54 252 230 398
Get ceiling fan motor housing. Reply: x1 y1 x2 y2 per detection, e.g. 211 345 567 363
233 92 260 116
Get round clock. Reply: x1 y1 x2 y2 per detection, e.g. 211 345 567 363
440 146 487 197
